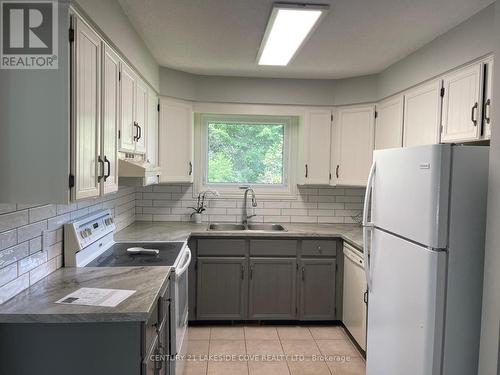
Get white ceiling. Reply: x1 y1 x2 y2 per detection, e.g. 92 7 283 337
118 0 494 79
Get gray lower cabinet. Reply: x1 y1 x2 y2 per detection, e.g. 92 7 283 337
0 279 172 375
299 259 337 320
249 257 297 320
196 257 248 320
191 238 341 322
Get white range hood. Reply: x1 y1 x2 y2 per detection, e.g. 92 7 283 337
119 159 161 186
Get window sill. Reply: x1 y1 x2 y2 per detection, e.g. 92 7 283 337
193 184 298 201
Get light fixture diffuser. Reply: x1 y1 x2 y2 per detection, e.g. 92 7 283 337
257 3 329 66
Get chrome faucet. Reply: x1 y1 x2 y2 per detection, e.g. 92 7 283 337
241 187 257 225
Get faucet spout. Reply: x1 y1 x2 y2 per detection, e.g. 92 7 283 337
241 187 257 225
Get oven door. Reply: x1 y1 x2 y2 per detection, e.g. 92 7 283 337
173 246 191 375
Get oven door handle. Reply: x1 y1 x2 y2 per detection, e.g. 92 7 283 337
176 247 192 276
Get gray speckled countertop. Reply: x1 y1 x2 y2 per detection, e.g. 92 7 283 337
0 222 361 323
115 222 363 250
0 266 171 323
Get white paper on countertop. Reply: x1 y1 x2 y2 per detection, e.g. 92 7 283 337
55 288 136 307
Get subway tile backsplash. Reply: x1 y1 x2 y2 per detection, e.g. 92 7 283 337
0 183 364 304
0 187 136 304
135 185 365 224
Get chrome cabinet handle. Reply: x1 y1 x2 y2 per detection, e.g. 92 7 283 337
104 156 111 181
189 162 193 176
138 124 142 140
250 266 253 280
133 122 138 140
484 99 491 124
301 267 305 281
305 164 308 178
97 156 105 182
336 165 340 178
471 102 478 126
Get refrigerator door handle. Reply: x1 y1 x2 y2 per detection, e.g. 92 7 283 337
363 161 376 226
363 226 372 290
363 161 376 290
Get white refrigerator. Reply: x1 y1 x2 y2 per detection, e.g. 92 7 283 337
363 144 489 375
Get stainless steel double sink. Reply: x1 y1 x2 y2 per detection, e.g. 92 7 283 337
208 223 287 232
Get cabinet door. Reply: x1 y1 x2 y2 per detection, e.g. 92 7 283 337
299 259 336 320
147 90 159 165
403 80 442 147
375 96 403 150
333 105 375 187
101 44 119 195
249 258 297 320
72 16 102 201
302 109 332 185
196 257 247 320
135 79 148 154
441 63 482 143
159 98 193 183
119 62 136 152
482 58 493 140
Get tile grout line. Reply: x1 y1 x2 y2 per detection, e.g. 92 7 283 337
206 328 212 375
276 328 292 375
243 326 250 375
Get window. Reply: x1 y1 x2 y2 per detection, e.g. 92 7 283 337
195 114 297 198
207 121 285 184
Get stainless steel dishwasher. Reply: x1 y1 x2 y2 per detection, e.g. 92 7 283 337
343 242 367 351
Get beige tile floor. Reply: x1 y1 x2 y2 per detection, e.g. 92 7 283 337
181 325 365 375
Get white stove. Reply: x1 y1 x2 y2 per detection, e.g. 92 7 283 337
64 210 191 375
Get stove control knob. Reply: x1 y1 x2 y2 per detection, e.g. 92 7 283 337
80 231 86 238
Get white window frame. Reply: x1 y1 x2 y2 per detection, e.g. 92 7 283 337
194 113 298 199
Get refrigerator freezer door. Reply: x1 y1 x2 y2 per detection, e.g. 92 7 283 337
371 144 451 248
366 228 446 375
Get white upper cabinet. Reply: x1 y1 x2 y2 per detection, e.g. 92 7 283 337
441 63 483 143
375 95 403 150
134 79 148 154
71 16 102 201
119 62 150 154
403 80 442 147
482 58 493 140
300 109 332 185
119 62 136 153
101 44 120 195
159 97 194 183
333 105 375 187
147 90 159 166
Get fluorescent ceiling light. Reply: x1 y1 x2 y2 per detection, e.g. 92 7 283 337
258 3 329 66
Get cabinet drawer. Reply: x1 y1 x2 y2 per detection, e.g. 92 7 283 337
302 240 337 257
197 239 246 256
250 239 297 256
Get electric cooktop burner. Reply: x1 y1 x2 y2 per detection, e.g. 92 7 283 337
85 242 185 267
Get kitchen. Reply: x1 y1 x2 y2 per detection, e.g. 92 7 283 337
0 0 499 375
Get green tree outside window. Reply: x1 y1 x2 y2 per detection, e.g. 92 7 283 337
207 122 284 184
